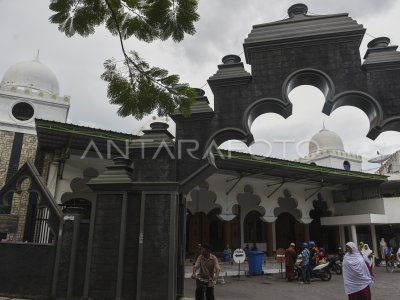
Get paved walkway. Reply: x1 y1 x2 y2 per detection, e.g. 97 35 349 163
185 257 283 279
183 265 400 300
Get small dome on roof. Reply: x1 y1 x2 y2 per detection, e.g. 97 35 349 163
309 126 344 154
1 54 59 96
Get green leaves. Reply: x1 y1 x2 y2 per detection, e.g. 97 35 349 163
101 52 195 119
49 0 199 119
49 0 199 41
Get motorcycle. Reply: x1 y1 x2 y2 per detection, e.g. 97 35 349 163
294 255 332 281
326 255 342 275
385 248 400 273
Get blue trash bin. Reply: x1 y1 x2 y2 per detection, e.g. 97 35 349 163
247 251 264 275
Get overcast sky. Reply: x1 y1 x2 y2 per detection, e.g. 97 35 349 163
1 0 400 171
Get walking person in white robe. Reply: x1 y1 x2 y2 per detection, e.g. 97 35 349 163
343 242 373 300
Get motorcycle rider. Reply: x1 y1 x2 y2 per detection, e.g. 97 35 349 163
318 248 326 263
309 241 319 266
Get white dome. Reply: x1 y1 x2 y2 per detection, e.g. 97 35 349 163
1 58 59 96
309 127 344 154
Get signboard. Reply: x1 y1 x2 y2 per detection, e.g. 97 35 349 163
233 248 246 264
276 248 286 263
0 214 19 233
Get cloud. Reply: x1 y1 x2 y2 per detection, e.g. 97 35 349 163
1 0 400 169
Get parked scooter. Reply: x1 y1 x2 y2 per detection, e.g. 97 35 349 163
326 255 342 275
294 255 332 281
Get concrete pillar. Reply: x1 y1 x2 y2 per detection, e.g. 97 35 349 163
303 223 310 242
272 222 276 252
223 221 231 248
46 160 59 197
370 224 378 258
350 225 357 244
266 222 273 257
339 225 346 248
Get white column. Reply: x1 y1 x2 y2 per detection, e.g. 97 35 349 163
46 161 59 197
350 225 357 244
272 222 276 251
370 224 378 258
339 225 346 248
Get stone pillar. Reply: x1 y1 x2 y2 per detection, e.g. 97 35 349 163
370 224 378 258
266 222 273 257
350 225 357 244
84 122 181 300
54 207 87 299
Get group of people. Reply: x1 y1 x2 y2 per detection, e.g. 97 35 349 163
284 240 326 283
380 237 400 262
284 240 375 299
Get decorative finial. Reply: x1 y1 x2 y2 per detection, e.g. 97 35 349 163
367 37 390 49
222 54 241 65
35 50 40 62
288 3 308 18
193 88 205 97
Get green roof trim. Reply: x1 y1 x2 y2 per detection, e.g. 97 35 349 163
35 119 137 142
215 150 387 182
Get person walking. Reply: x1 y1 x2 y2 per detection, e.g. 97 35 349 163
361 244 374 278
343 242 373 300
300 242 311 284
192 244 221 300
285 242 297 281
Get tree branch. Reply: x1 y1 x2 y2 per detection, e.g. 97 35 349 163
105 0 184 96
104 0 136 86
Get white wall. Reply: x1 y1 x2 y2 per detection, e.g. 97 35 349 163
0 92 69 134
333 198 385 216
54 154 111 203
382 197 400 223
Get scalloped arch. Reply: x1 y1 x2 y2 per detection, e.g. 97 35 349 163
282 68 336 106
242 98 292 133
372 116 400 139
204 127 254 154
323 90 384 139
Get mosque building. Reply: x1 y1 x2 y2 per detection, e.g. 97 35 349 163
0 55 399 260
0 54 70 241
298 124 362 171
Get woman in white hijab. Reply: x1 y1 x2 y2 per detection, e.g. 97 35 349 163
361 244 374 278
343 242 373 300
361 244 374 266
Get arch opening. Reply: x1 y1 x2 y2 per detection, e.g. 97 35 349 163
283 68 335 106
324 91 383 138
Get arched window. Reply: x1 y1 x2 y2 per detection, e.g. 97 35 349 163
343 161 351 171
244 211 265 243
